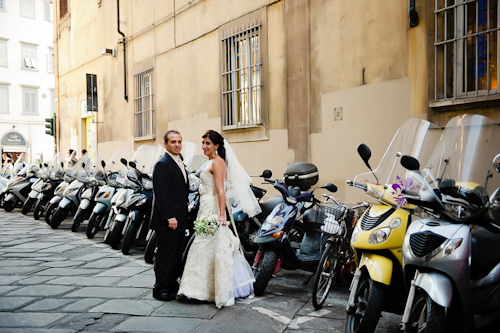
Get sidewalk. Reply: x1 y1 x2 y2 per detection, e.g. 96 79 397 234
0 210 401 332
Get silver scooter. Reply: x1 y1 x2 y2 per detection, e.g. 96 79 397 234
399 114 500 333
3 161 39 212
85 149 131 239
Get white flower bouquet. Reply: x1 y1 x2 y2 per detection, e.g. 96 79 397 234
193 213 219 236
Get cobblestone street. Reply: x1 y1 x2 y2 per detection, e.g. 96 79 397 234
0 210 401 332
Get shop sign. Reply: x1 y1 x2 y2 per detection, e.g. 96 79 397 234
1 132 27 146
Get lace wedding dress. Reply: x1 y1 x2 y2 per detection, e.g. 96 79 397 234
178 162 254 308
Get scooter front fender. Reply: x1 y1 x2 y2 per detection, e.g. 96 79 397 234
115 214 127 223
79 198 91 210
4 193 16 203
93 202 108 214
28 190 39 199
359 253 393 286
59 197 74 209
414 272 453 308
49 196 62 205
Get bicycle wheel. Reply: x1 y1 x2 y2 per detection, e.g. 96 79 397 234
312 240 340 309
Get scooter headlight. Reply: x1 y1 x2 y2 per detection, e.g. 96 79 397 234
136 196 148 206
63 187 79 196
368 227 391 244
188 174 200 192
142 179 153 190
440 238 463 258
351 226 360 243
389 218 402 229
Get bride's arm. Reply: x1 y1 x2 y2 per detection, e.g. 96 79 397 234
212 158 227 226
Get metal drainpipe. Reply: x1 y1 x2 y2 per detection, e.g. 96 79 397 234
117 0 128 101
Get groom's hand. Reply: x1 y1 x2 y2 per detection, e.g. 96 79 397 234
168 218 178 230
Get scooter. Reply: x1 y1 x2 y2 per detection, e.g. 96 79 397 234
252 163 338 296
49 152 97 229
71 159 106 232
0 154 25 208
22 164 48 215
399 114 500 333
3 163 39 212
33 154 65 220
344 118 440 333
85 149 131 239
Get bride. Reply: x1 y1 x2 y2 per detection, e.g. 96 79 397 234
178 130 260 308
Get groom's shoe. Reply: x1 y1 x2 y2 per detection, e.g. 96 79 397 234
152 290 176 302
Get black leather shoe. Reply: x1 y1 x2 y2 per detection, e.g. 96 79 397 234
152 291 176 302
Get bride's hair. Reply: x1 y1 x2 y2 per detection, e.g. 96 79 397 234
202 130 226 160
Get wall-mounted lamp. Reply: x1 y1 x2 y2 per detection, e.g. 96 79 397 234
102 48 116 57
409 0 419 28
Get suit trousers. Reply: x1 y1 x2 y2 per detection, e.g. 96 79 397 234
153 230 186 294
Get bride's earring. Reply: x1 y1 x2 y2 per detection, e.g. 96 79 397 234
215 150 218 155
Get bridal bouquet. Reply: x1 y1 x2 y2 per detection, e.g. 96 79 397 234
193 213 219 236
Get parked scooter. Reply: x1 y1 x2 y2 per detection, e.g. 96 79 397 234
344 118 440 333
0 155 25 208
3 161 39 212
71 155 107 232
22 164 47 215
120 145 163 254
399 114 500 333
49 152 98 229
252 163 338 296
32 154 65 220
85 149 131 239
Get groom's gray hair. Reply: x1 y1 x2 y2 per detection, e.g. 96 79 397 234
164 130 181 143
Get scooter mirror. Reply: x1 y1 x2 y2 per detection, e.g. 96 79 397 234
324 183 338 193
120 158 127 166
81 162 86 168
401 155 420 171
61 162 64 168
357 144 372 170
261 169 272 179
101 160 106 168
129 161 137 169
43 163 48 167
493 154 500 173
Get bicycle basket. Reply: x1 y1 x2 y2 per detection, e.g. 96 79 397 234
317 205 349 236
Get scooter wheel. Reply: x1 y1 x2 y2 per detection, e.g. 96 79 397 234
45 203 58 224
108 220 124 249
22 197 36 215
312 240 340 310
3 198 17 212
144 231 157 264
50 208 66 229
407 290 445 333
122 222 139 255
86 212 105 239
0 192 5 208
253 249 278 296
33 200 44 220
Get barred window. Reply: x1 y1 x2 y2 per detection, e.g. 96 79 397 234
221 21 262 129
435 0 500 100
59 0 68 19
134 69 153 139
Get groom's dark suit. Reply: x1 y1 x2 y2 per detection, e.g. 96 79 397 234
151 152 188 297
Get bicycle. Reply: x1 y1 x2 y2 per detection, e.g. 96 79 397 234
312 196 368 310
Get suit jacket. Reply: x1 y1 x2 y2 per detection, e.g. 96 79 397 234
150 152 189 232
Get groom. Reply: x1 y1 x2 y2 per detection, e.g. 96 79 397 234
150 130 189 301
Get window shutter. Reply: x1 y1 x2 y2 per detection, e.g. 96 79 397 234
30 49 37 69
24 92 30 113
45 0 51 21
0 0 4 11
30 92 37 114
0 87 7 113
0 42 6 66
24 57 32 68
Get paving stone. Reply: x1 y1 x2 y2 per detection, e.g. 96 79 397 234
79 258 128 269
18 276 60 285
116 273 154 288
0 329 77 333
62 298 105 312
10 242 64 249
48 313 103 331
0 275 27 285
0 285 19 295
0 312 66 327
151 298 218 319
0 266 46 275
0 296 36 311
111 317 207 333
81 313 129 331
39 261 85 268
0 260 41 267
6 285 75 297
39 244 77 253
63 287 150 299
48 276 122 287
34 268 103 276
89 299 157 316
287 316 345 332
20 298 76 312
0 238 39 246
71 252 110 262
95 266 149 277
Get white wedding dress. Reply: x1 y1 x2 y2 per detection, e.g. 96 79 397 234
178 162 255 308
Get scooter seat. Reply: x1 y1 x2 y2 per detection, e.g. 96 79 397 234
471 227 500 278
256 196 283 220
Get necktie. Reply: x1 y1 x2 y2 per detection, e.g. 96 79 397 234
177 157 187 182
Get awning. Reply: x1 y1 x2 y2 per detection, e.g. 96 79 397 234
2 146 27 153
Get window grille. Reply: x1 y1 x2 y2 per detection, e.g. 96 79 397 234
221 21 262 129
435 0 500 100
134 69 153 138
60 0 68 19
23 88 38 115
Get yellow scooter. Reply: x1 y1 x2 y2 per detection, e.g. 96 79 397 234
344 118 441 333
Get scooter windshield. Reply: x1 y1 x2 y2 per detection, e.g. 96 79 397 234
72 152 105 182
12 153 25 176
47 153 64 180
129 144 163 176
411 114 500 217
107 149 132 173
353 118 441 209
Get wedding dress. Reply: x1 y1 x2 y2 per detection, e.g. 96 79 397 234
178 160 255 308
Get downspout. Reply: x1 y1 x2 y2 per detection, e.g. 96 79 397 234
117 0 128 101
